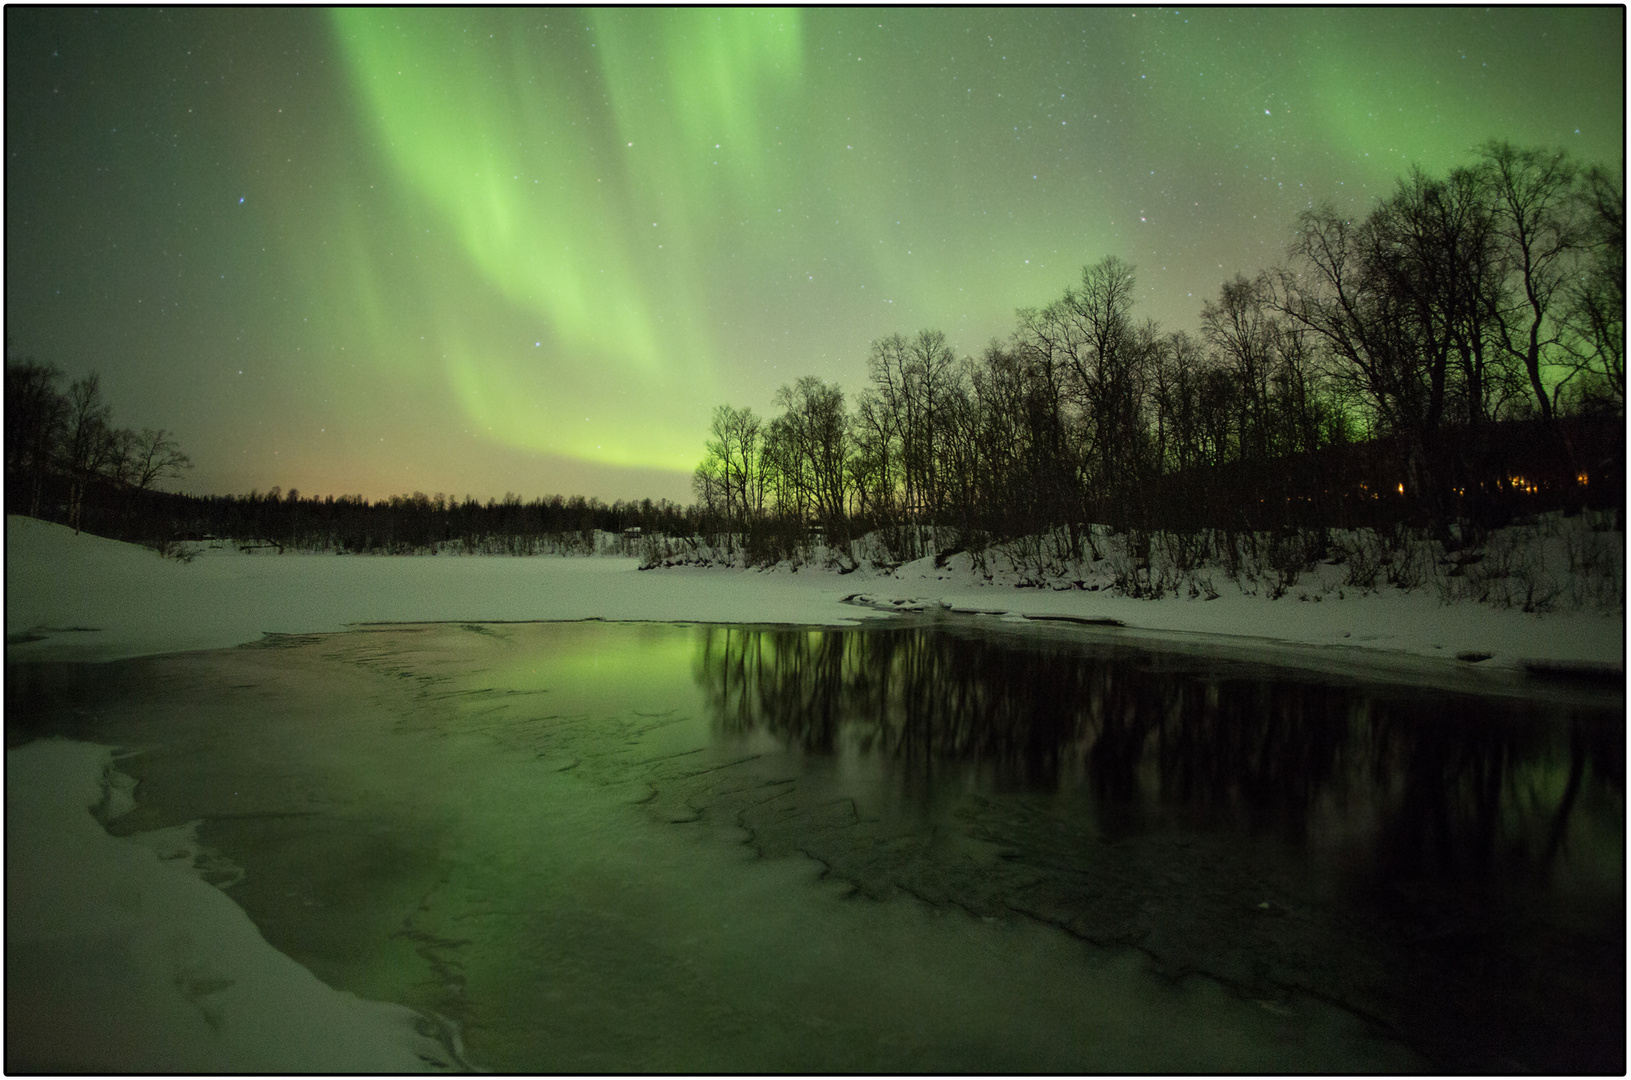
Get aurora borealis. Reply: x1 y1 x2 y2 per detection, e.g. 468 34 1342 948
5 7 1622 503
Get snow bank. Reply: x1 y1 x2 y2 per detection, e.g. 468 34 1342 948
4 514 886 662
5 513 1622 677
863 546 1625 678
4 738 457 1072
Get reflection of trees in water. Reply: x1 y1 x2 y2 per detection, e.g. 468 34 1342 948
695 625 1115 781
1154 677 1356 840
1365 701 1622 881
693 626 1621 875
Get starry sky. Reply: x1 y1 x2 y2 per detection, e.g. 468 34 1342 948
6 7 1622 504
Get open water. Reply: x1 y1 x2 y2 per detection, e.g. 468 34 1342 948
6 619 1622 1072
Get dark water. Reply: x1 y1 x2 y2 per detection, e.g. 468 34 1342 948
6 620 1623 1072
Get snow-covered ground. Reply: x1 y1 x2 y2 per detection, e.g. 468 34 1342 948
6 513 1623 676
5 739 462 1072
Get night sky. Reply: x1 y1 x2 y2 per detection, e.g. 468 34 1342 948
6 8 1622 504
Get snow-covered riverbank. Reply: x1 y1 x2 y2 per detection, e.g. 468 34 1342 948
6 513 1623 677
5 739 462 1072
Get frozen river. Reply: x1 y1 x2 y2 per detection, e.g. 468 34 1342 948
7 619 1623 1072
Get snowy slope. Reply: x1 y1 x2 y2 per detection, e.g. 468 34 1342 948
4 514 884 662
6 514 1622 676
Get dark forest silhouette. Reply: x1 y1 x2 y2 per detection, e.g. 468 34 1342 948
692 142 1623 568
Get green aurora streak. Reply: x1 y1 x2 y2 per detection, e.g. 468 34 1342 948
4 7 1621 500
331 9 811 471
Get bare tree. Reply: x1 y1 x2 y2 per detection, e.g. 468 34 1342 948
5 359 67 518
1006 310 1080 545
968 342 1032 537
1277 208 1414 436
1557 162 1625 414
855 330 960 555
772 376 851 531
126 428 194 491
61 373 119 533
1479 141 1587 424
901 329 959 527
936 358 984 545
850 385 899 528
761 413 803 521
1055 256 1155 530
693 403 762 554
1201 274 1278 464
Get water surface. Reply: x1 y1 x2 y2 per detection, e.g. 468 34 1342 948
7 620 1622 1072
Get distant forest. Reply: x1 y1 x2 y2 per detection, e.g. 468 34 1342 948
3 358 692 553
691 141 1623 565
5 141 1623 565
1 368 694 553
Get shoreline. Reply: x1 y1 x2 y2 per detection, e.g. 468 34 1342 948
7 515 1624 690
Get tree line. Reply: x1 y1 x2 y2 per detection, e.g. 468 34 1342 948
3 351 697 553
693 141 1624 566
142 488 696 555
5 358 193 536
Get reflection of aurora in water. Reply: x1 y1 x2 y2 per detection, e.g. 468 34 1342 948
693 624 1624 1072
6 621 1620 1073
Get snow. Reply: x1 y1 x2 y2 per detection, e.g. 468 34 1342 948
3 515 886 663
866 546 1625 679
6 513 1622 677
4 738 459 1072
